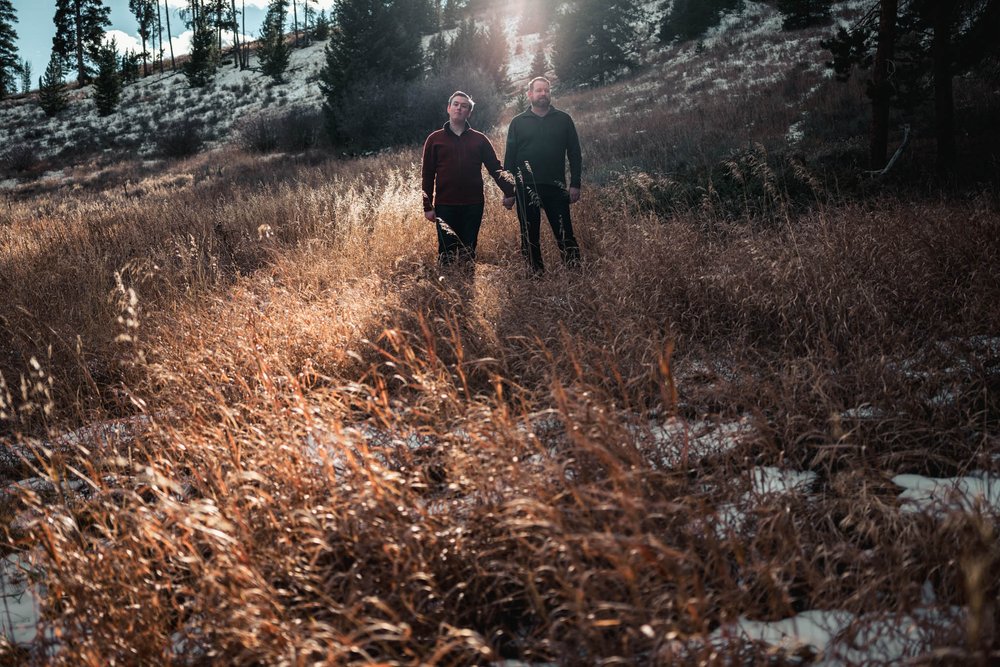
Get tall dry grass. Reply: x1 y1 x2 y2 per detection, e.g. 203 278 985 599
0 86 998 664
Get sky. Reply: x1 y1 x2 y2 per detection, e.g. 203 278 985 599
8 1 337 80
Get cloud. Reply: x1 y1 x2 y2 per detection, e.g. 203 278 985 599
104 30 143 54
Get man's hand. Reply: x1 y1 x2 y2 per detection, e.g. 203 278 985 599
424 210 437 222
502 196 516 210
569 187 581 204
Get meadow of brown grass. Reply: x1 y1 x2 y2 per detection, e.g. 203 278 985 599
1 63 998 665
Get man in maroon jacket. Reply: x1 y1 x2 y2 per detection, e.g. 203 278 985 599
421 91 514 265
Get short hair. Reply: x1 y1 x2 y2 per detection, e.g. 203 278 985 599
448 90 475 110
527 77 550 92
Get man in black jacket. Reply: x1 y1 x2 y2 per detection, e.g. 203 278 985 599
503 77 582 275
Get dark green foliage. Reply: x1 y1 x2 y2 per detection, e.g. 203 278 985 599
51 0 112 84
0 0 18 98
93 38 121 116
658 0 743 43
319 0 422 142
530 43 549 78
553 0 643 86
38 53 70 116
328 66 504 152
396 0 437 36
183 9 217 87
441 0 461 29
776 0 834 30
258 0 290 82
121 50 141 83
312 9 330 39
19 58 30 93
236 107 325 153
436 15 508 89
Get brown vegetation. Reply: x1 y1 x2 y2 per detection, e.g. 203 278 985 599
0 51 998 665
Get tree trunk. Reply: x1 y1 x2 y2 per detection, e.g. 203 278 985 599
932 2 956 176
230 0 241 68
293 0 299 47
165 0 176 69
73 0 87 84
155 0 164 73
870 0 897 169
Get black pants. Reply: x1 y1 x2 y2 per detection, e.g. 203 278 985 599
515 184 581 274
434 203 484 265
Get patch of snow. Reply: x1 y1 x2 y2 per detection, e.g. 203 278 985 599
893 473 1000 515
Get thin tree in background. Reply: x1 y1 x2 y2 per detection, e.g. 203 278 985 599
129 0 157 76
38 52 70 115
154 0 163 72
183 1 218 86
869 0 897 169
530 42 548 78
93 37 122 115
291 0 299 46
229 0 242 68
313 8 330 40
20 58 31 94
0 0 17 99
164 0 175 69
51 0 112 85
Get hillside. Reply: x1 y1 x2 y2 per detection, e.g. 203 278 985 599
0 1 999 664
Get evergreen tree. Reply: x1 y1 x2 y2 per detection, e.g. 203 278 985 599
554 0 643 85
441 0 461 29
424 31 449 73
258 0 290 82
0 0 19 99
183 5 217 86
52 0 112 84
479 14 509 89
39 53 70 116
658 0 742 43
93 37 121 115
776 0 834 30
313 9 330 39
530 42 548 78
20 59 30 94
320 0 422 139
128 0 157 75
121 49 141 82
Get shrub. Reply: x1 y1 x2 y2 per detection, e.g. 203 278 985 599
156 119 204 158
0 144 39 174
235 107 325 153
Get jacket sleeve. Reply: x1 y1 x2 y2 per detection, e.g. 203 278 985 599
421 134 435 212
566 116 582 189
482 136 515 198
502 121 517 181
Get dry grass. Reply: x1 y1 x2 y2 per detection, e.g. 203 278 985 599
1 76 999 665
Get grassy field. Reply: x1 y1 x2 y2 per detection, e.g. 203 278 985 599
2 22 1000 666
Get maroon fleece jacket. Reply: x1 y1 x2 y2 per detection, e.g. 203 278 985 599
421 121 514 211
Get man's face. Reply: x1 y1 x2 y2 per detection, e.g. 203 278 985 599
528 81 551 109
448 96 472 124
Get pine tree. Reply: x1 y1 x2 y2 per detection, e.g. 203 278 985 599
554 0 643 86
658 0 742 43
480 13 510 90
52 0 112 85
0 0 18 99
313 9 330 39
518 0 556 35
320 0 423 139
20 58 30 94
258 0 290 82
128 0 157 75
183 4 217 86
530 42 548 78
93 37 121 115
39 53 70 116
441 0 461 29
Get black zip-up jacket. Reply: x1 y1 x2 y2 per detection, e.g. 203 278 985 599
503 107 582 189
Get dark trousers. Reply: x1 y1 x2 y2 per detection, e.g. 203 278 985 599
434 203 485 265
515 184 581 274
